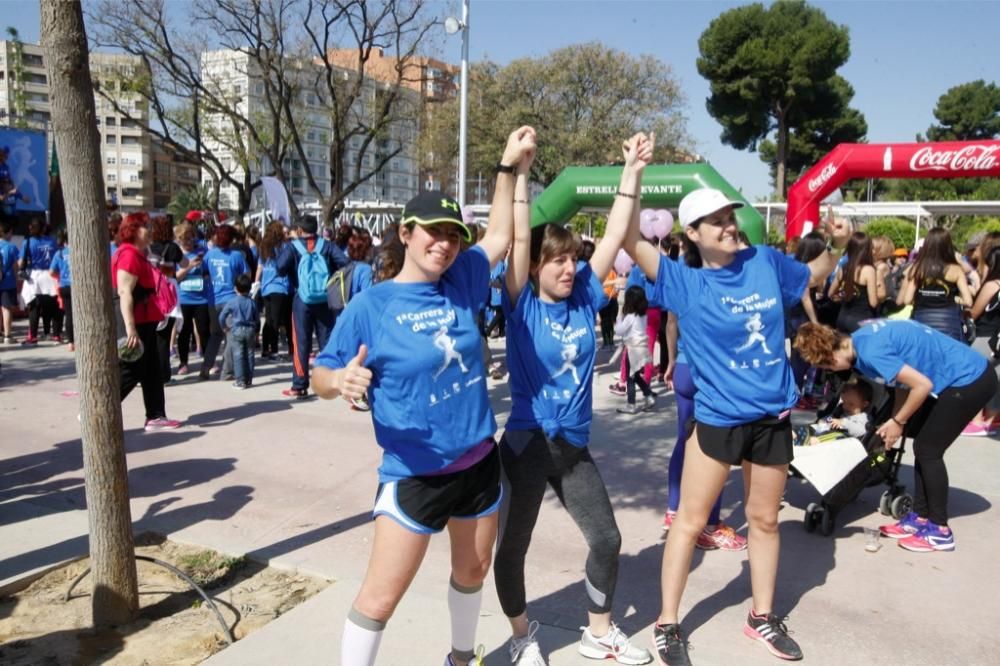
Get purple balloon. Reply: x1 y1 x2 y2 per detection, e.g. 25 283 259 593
652 209 674 240
614 248 634 275
639 208 658 240
461 205 475 227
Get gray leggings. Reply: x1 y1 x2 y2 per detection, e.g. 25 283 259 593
495 430 621 616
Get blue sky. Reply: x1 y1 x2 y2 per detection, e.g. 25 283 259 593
13 0 999 201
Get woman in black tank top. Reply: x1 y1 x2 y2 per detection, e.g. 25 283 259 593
830 232 880 333
899 228 972 342
969 245 1000 432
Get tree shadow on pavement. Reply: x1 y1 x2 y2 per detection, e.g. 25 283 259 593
246 511 371 565
184 400 294 428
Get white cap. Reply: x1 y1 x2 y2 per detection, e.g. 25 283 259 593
678 188 744 228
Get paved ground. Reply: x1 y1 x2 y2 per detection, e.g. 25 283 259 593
2 323 1000 665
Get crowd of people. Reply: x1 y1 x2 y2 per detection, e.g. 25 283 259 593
2 125 996 665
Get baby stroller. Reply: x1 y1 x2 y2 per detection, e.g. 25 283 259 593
796 378 913 536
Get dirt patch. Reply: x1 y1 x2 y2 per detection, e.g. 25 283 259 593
0 535 330 665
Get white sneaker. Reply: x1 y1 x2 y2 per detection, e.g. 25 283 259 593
579 623 652 664
509 620 546 665
642 394 656 411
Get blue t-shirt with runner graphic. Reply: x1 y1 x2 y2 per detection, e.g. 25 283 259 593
503 264 607 446
851 319 987 394
316 246 496 482
22 235 58 271
0 239 19 290
204 247 249 305
260 257 290 297
654 246 810 427
49 247 72 287
178 250 213 306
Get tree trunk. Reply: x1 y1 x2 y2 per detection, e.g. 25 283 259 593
41 0 138 628
776 111 789 199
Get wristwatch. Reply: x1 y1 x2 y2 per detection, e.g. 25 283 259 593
494 162 516 175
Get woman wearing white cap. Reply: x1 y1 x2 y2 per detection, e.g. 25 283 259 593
620 186 850 665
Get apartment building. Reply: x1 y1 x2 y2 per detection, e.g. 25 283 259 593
152 138 202 210
200 48 421 212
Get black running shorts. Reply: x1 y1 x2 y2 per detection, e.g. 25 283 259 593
373 443 502 534
693 414 794 466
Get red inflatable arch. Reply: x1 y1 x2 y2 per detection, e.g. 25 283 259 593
786 139 1000 240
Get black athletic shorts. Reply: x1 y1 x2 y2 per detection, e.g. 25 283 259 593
0 289 16 309
692 413 794 466
372 443 502 534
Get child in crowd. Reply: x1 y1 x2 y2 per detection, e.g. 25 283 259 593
0 220 18 343
218 273 259 389
615 285 655 415
828 381 872 437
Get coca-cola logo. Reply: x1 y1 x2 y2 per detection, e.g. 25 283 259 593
808 164 837 193
909 145 1000 173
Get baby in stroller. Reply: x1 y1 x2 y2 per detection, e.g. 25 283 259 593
796 380 873 444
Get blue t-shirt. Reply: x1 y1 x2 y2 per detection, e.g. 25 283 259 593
654 246 811 427
0 239 19 290
178 250 212 306
316 246 496 482
49 247 72 287
851 320 987 394
204 247 249 305
350 262 374 298
22 235 58 271
627 264 661 308
260 257 290 297
489 260 506 307
503 264 608 446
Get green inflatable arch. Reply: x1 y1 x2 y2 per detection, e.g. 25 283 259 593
530 163 765 245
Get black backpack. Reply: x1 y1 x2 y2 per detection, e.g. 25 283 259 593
326 260 358 314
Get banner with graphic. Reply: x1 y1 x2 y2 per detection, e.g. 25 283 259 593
0 127 48 213
786 140 1000 240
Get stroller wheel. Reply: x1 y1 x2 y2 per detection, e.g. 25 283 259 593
820 507 836 536
890 494 913 519
804 502 819 533
879 490 893 516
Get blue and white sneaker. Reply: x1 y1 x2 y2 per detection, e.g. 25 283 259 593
879 511 925 539
898 522 955 552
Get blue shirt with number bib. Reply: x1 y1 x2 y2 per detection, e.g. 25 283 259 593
503 264 607 447
204 247 249 305
316 246 496 482
851 319 987 394
179 250 213 306
654 246 810 427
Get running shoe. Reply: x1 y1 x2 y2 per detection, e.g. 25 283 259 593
67 343 75 352
509 620 546 665
51 335 62 343
898 522 955 552
144 417 182 432
696 523 747 551
233 381 247 390
662 510 676 532
282 387 309 400
617 403 641 415
961 421 990 437
743 610 802 660
609 382 627 396
651 623 690 666
642 395 656 411
177 365 189 376
350 395 371 412
22 336 38 346
3 336 13 344
579 623 652 664
444 645 485 666
879 511 925 539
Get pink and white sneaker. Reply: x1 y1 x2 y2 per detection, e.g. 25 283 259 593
696 523 748 551
144 417 182 432
662 510 676 532
961 421 990 437
879 511 925 539
898 523 955 552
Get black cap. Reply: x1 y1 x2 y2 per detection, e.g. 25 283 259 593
401 191 471 243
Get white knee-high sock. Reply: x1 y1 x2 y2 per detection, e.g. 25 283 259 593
341 607 385 666
448 575 483 664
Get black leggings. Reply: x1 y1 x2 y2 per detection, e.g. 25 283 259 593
177 303 210 368
624 354 652 404
598 299 618 347
59 286 74 343
495 431 621 616
262 293 292 356
907 367 997 525
156 318 175 382
120 321 165 420
29 294 59 338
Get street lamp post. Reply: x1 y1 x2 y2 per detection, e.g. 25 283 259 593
445 0 469 207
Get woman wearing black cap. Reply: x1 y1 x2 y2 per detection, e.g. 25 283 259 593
312 127 536 666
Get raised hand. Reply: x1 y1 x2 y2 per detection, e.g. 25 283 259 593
622 131 655 172
501 126 537 169
338 344 372 402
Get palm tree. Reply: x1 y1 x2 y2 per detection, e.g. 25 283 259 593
166 183 215 220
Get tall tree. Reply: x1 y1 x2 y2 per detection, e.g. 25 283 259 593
697 0 851 197
926 80 1000 141
759 75 867 190
41 0 138 627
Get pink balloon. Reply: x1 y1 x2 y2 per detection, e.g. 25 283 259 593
652 209 674 240
639 209 658 240
461 205 475 227
613 248 634 275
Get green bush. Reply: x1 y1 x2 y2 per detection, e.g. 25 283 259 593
861 217 915 252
